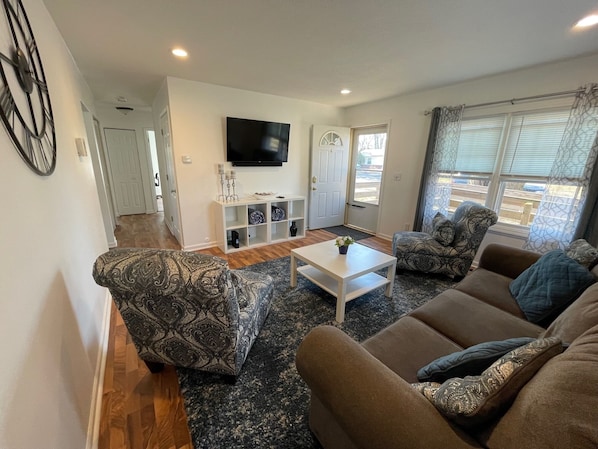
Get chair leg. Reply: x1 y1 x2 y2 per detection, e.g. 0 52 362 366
144 360 165 373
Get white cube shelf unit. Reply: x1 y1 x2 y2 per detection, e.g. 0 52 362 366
215 195 306 253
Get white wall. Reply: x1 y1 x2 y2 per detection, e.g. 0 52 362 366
94 104 157 214
0 1 109 448
343 52 598 253
161 77 343 250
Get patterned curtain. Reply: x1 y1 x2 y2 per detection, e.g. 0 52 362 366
525 84 598 253
415 106 464 233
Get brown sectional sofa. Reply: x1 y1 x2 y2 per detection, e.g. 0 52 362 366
296 243 598 449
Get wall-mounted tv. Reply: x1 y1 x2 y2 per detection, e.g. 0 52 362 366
226 117 290 166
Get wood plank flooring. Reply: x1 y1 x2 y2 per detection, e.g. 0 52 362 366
100 212 391 449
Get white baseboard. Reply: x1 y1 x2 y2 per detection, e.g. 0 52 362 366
183 240 217 251
85 293 112 449
376 232 393 241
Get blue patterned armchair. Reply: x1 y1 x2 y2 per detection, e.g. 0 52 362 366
92 248 274 376
392 202 498 279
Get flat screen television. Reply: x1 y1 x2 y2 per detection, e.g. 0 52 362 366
226 117 290 166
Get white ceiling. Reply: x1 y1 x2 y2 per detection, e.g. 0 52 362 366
42 0 598 109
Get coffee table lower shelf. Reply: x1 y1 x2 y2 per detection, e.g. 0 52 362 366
296 265 391 303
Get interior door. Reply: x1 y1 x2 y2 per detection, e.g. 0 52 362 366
308 125 350 229
104 128 146 215
159 110 182 242
346 125 388 233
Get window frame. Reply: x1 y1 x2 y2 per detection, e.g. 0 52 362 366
454 97 579 236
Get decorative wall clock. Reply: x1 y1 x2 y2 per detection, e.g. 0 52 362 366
0 0 56 176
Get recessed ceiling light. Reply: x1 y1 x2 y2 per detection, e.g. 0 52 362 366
172 48 188 58
340 89 351 95
575 14 598 28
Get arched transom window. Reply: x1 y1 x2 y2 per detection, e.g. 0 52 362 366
320 131 343 146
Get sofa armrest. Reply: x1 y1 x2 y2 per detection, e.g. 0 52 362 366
296 326 482 449
478 243 540 279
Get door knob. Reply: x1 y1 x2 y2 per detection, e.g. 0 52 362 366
312 187 317 191
312 176 317 183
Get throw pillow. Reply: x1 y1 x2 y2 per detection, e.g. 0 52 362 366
509 250 596 325
417 337 535 383
565 239 598 268
432 212 455 246
411 337 563 427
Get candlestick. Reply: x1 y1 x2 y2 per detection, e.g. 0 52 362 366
217 163 224 174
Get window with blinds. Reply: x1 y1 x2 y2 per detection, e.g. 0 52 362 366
447 107 592 227
501 110 569 178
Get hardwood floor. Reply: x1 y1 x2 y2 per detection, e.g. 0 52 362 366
100 212 391 449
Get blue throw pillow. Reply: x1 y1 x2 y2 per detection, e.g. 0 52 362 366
509 250 596 325
417 337 535 383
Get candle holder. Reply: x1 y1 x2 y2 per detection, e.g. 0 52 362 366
217 164 226 201
230 170 239 201
225 170 239 202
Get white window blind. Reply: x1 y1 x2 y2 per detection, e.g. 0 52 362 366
501 110 569 178
452 116 505 174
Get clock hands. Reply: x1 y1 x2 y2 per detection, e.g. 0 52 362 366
0 51 14 65
1 0 56 176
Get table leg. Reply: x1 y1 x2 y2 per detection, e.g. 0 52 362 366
335 280 347 323
384 260 397 297
290 253 297 287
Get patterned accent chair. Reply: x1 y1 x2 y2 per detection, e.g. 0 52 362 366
92 248 274 376
392 201 498 279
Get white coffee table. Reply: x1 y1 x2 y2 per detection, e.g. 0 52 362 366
290 240 397 323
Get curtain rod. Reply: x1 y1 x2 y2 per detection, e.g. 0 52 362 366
423 87 589 116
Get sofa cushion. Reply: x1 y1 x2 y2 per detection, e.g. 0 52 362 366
410 289 544 348
416 337 535 383
412 337 563 428
565 238 598 268
541 282 598 343
477 325 598 449
431 212 455 246
455 268 526 318
362 316 463 383
509 250 596 325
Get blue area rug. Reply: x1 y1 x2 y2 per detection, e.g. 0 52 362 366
176 256 453 449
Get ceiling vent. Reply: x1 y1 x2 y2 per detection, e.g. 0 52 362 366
115 106 134 115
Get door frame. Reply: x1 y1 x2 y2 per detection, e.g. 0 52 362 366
159 108 183 244
345 121 392 234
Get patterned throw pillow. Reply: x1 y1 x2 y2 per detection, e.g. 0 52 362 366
565 239 598 268
431 212 455 246
411 337 563 427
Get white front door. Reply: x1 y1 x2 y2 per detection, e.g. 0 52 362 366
104 128 145 215
346 125 388 233
159 110 182 243
308 125 350 229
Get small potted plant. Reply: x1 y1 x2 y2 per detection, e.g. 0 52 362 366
335 235 355 254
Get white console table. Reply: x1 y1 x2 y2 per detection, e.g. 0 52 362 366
214 195 306 253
